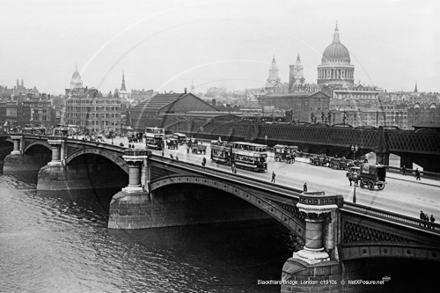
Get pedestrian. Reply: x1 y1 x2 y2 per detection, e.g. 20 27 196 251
415 168 421 181
420 210 425 221
430 214 436 224
271 171 276 183
202 157 206 167
402 165 406 176
176 156 179 161
303 183 307 192
187 146 189 154
161 150 164 156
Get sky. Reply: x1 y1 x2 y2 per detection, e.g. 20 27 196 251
0 0 439 95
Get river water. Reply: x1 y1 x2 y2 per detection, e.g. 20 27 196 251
0 165 298 293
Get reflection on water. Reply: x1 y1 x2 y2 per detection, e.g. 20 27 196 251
0 168 298 293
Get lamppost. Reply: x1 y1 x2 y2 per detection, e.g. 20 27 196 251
353 179 357 203
351 144 358 160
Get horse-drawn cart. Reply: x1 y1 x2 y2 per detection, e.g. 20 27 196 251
191 143 207 155
358 164 386 190
310 155 331 166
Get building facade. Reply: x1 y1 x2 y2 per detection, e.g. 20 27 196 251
64 67 123 134
258 91 331 123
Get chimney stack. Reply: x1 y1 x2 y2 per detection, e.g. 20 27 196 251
184 88 187 94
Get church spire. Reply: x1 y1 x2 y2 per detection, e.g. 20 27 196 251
414 82 418 93
333 21 340 43
266 55 280 87
120 71 127 91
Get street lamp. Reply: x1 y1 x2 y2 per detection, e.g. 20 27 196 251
353 180 357 203
351 144 358 160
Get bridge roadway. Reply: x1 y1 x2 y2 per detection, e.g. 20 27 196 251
102 137 440 221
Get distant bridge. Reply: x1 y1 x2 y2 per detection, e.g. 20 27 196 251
142 117 440 172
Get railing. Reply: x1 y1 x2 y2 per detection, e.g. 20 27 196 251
342 202 440 235
150 154 303 201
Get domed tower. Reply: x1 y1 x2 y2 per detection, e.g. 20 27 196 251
317 23 354 86
70 65 83 89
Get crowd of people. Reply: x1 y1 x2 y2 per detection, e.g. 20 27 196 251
420 211 436 228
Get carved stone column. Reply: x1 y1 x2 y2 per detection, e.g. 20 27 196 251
10 135 23 155
122 148 150 192
293 192 344 264
47 139 64 166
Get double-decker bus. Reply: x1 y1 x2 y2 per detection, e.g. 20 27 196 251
145 127 165 149
53 124 69 136
231 142 268 172
210 140 232 165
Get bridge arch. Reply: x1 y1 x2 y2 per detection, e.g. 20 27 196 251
24 141 51 154
65 149 129 174
150 175 306 240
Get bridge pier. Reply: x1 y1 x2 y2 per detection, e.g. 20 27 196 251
108 148 151 229
281 192 344 292
4 135 50 172
375 152 389 165
10 135 23 155
47 138 64 166
400 154 413 169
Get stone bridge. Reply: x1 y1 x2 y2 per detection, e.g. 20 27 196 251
2 134 440 292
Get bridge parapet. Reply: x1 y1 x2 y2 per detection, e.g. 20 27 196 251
342 202 440 244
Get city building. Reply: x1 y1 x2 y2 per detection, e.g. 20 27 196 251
257 91 331 122
23 93 55 127
407 102 440 127
206 87 227 98
317 23 354 87
130 89 155 103
130 91 219 131
64 66 123 134
0 93 55 129
332 84 383 101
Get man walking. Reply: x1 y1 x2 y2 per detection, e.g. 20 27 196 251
415 168 421 181
271 171 276 183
